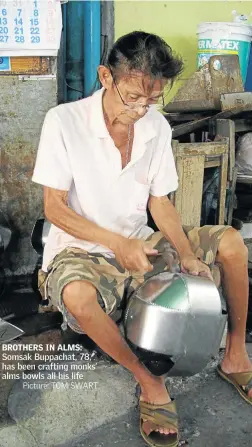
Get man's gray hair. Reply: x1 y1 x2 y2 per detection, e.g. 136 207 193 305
107 31 184 82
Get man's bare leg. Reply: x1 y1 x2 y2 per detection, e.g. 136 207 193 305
216 228 252 398
63 280 175 436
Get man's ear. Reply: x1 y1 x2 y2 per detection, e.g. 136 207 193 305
97 65 113 89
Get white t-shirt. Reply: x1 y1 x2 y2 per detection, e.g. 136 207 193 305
32 88 178 271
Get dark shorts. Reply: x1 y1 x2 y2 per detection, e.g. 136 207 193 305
38 226 231 334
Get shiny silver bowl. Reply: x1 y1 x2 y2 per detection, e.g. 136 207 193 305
124 272 227 376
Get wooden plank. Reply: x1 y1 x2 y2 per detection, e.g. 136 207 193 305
174 154 205 226
229 121 235 182
0 57 51 75
176 141 229 157
172 103 252 138
215 119 235 181
164 112 207 122
218 153 229 225
169 140 179 206
227 167 238 225
171 139 179 157
205 159 221 168
172 139 228 226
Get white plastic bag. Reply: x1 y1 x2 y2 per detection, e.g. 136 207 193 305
236 133 252 175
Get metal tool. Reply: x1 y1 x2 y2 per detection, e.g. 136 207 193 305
0 317 24 344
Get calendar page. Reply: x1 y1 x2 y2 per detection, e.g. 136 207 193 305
0 0 62 56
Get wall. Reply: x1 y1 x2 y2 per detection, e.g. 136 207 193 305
0 60 58 275
115 1 252 97
0 2 115 276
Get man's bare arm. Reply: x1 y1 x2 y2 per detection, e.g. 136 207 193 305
44 186 158 272
148 195 194 258
43 186 122 252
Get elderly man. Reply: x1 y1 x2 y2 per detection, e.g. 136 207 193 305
32 31 251 447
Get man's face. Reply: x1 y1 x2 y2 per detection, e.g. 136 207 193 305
99 66 167 126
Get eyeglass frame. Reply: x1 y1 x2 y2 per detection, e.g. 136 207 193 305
108 66 165 111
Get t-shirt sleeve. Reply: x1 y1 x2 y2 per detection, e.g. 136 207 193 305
32 109 73 190
150 129 178 197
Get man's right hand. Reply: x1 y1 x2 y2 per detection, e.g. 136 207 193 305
113 237 159 273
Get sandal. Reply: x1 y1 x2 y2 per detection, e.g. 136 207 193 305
139 393 179 447
217 364 252 405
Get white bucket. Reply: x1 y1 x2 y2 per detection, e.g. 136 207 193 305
197 22 252 83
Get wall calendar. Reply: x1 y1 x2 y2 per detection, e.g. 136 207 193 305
0 0 62 56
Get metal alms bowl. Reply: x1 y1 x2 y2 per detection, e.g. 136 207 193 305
124 272 227 376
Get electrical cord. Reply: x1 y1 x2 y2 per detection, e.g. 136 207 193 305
63 34 108 98
64 79 84 95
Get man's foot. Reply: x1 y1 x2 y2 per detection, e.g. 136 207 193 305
138 376 177 436
221 352 252 399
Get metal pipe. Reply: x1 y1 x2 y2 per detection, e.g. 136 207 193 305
245 46 252 92
62 2 67 102
65 1 85 102
83 1 101 97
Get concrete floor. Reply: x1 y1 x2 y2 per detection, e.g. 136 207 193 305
0 328 251 447
64 347 252 447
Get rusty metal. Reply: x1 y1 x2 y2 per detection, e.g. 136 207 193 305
220 92 252 111
165 55 244 113
209 55 243 109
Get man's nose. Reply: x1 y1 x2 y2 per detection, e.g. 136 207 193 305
136 105 147 117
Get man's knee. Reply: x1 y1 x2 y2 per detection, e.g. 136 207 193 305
217 228 248 262
63 280 98 317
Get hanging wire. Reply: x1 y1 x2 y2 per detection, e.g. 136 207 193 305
64 34 109 99
64 78 84 95
88 33 108 96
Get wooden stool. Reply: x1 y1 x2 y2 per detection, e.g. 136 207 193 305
170 139 229 226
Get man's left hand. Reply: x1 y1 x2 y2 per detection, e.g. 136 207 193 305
180 254 213 281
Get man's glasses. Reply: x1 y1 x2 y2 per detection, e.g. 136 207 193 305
109 68 165 112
